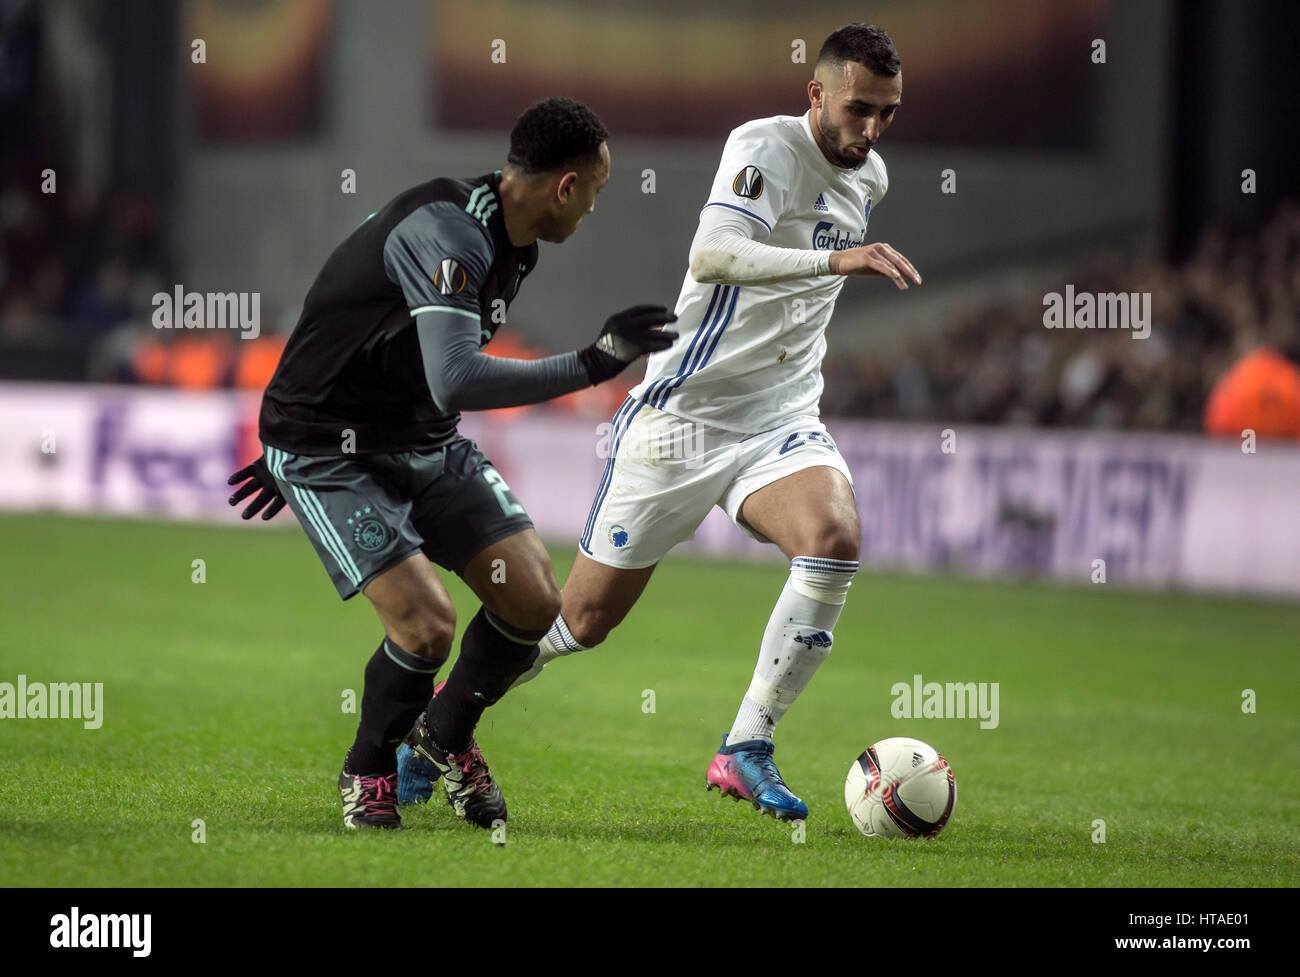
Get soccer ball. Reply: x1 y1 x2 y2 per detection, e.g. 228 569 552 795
844 737 956 838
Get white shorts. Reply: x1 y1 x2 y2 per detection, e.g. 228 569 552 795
578 398 855 569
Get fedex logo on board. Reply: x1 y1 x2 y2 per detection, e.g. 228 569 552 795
90 401 244 500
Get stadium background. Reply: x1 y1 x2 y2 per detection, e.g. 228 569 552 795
1 0 1298 891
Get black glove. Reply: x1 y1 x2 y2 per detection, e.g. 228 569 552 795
578 304 678 385
227 455 287 521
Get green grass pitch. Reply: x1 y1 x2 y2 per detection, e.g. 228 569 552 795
1 512 1297 887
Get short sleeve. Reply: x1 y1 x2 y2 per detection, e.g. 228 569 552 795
383 202 493 317
700 124 796 239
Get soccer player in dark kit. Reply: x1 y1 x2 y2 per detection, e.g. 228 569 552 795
226 97 678 831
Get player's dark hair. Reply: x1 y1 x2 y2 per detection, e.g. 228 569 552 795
506 97 609 175
816 23 900 77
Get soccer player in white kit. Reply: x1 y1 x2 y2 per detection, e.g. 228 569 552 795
398 24 923 821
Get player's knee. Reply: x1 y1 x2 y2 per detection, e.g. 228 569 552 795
416 616 457 660
492 572 561 634
526 581 563 633
388 605 456 660
805 522 860 562
404 622 454 661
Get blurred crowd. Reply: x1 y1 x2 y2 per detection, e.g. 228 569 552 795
0 178 168 342
4 145 1298 431
824 200 1300 434
0 173 265 387
4 0 1298 436
0 167 628 412
0 0 195 383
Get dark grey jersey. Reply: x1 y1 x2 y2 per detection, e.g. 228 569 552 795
260 171 544 455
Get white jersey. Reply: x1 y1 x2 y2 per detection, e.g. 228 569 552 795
630 111 887 434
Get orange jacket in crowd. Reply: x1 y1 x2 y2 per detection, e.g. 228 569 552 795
132 334 287 390
1204 348 1300 439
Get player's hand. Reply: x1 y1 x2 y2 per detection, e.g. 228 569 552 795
227 454 287 521
829 243 922 290
579 304 679 384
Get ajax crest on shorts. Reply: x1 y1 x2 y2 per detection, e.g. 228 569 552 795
347 506 391 552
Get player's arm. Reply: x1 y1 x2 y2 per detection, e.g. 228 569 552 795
384 203 676 413
415 304 676 412
688 205 829 285
690 206 921 290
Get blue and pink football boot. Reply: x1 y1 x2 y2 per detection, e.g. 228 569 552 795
706 734 809 820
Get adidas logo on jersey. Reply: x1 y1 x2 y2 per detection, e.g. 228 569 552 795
813 193 830 213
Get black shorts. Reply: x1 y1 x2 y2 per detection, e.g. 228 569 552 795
263 438 533 600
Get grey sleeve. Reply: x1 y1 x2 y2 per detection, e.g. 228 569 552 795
383 202 493 315
416 310 592 412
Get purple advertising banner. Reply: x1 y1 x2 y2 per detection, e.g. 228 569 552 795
2 385 1296 597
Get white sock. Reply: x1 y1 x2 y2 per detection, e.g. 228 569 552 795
508 614 586 690
727 556 859 744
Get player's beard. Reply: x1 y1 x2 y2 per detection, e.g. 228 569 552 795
817 106 867 170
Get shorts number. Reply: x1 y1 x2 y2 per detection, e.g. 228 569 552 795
483 468 526 517
778 431 834 455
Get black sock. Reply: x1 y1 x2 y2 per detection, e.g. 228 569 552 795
424 607 543 754
346 638 444 775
